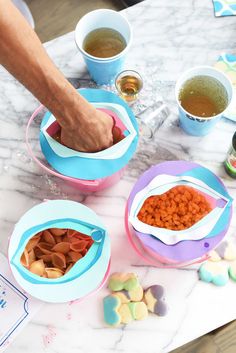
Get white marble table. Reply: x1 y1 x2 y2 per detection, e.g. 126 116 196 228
1 0 236 352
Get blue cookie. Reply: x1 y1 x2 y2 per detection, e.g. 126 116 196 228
199 261 229 286
103 295 121 327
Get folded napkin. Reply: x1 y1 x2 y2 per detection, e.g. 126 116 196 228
214 53 236 121
212 0 236 16
0 253 42 352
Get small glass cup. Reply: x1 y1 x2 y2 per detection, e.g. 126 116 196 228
136 101 170 139
115 70 143 103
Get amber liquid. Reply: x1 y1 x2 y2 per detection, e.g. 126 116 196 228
116 75 142 102
179 75 228 117
83 28 126 58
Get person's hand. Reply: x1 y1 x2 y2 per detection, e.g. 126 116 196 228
0 1 118 153
60 98 114 152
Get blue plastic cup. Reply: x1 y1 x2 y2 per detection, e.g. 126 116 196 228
175 66 233 136
75 9 132 85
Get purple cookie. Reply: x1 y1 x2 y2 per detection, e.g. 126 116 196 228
143 285 168 316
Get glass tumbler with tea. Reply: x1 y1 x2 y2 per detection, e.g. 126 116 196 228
224 131 236 178
115 70 143 103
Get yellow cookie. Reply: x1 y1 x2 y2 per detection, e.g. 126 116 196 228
118 303 133 324
208 250 221 262
113 291 130 304
119 302 148 324
108 272 139 291
112 285 143 303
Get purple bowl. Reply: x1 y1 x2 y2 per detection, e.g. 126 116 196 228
127 161 233 264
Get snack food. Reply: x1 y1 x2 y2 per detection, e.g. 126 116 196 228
208 250 221 262
216 241 236 261
20 228 94 279
119 302 148 324
198 261 229 286
104 272 169 327
114 285 143 303
108 272 139 292
103 294 148 326
113 290 130 304
137 185 212 230
103 295 122 327
228 260 236 281
143 285 168 316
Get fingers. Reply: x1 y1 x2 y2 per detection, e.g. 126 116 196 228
60 131 89 152
112 126 124 144
58 109 118 153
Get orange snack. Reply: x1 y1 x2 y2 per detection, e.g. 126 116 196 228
137 185 212 231
20 228 94 278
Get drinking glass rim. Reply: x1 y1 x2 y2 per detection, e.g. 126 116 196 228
115 69 143 92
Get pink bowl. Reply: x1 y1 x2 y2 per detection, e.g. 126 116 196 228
26 105 126 192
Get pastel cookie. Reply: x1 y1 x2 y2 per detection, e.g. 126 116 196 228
208 250 221 262
229 260 236 281
103 295 122 327
114 285 143 303
113 290 130 304
108 273 139 292
119 302 148 324
199 261 229 286
216 241 236 261
143 285 168 316
103 294 148 326
129 285 143 301
118 302 133 323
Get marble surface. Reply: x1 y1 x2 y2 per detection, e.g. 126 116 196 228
0 0 236 352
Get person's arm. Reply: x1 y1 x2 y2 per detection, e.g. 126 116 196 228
0 0 113 152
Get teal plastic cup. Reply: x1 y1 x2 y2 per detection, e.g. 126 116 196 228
75 9 132 85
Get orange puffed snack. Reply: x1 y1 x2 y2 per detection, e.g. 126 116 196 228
137 185 212 231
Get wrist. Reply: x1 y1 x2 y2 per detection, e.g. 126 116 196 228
45 77 82 128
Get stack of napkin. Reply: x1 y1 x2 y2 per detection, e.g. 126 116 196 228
215 53 236 122
212 0 236 16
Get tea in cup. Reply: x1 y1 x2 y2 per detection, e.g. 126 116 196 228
115 70 143 103
175 66 233 136
75 9 132 85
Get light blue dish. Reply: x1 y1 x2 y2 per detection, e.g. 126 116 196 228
40 88 139 180
8 200 110 303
